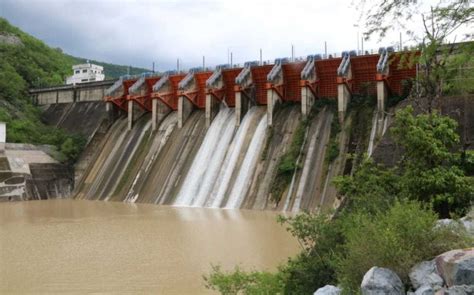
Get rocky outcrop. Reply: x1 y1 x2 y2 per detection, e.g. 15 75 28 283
313 285 342 295
435 248 474 287
361 267 405 295
409 260 444 290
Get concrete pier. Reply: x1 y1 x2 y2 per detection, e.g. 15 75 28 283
152 99 172 131
178 95 194 128
127 100 134 130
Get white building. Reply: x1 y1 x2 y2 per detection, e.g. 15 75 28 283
66 62 105 85
0 122 5 152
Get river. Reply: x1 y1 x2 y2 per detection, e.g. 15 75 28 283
0 200 299 294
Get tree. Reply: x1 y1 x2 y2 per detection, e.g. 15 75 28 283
360 0 474 112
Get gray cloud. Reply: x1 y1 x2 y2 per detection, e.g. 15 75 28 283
1 0 437 71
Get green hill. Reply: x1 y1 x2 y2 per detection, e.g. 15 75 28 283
0 17 147 163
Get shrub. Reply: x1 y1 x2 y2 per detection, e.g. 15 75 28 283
335 201 471 291
203 265 284 295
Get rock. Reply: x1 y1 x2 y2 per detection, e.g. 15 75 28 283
410 260 444 290
313 285 342 295
446 285 474 295
460 216 474 236
435 248 474 287
415 285 435 295
436 219 459 228
361 267 404 295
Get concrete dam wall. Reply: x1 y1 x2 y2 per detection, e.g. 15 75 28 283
32 49 431 211
72 101 377 212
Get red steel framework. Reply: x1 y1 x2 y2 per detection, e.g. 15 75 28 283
267 62 306 102
150 74 186 111
235 65 273 105
207 68 243 107
377 52 418 95
316 58 342 98
105 78 138 112
350 54 380 96
127 76 161 112
179 71 213 109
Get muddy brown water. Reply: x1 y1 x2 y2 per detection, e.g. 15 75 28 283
0 199 299 294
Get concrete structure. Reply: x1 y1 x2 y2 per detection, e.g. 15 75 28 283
300 55 322 117
205 64 242 127
151 72 186 131
30 80 115 105
177 68 213 128
127 73 161 130
66 62 105 85
0 122 5 153
336 52 353 121
234 62 273 126
266 58 306 126
104 76 139 130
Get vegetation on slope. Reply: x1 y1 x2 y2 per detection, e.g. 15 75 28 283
0 18 147 163
204 107 474 294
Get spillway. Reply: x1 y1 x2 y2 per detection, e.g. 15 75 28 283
174 106 268 209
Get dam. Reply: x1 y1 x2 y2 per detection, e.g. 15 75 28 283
26 48 421 211
27 48 422 212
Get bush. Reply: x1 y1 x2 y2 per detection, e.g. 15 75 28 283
335 201 471 291
203 265 284 295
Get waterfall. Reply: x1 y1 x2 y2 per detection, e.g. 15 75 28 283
174 107 234 206
190 109 236 207
206 108 258 208
225 114 267 209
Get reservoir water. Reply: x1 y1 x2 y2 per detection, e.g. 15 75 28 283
0 200 299 294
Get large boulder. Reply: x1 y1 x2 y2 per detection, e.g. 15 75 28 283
313 285 342 295
435 248 474 287
446 285 474 295
361 267 404 295
415 285 435 295
409 260 444 290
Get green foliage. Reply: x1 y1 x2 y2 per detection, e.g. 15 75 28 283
335 201 471 291
336 106 473 218
203 265 284 295
0 18 146 163
334 158 399 215
391 106 473 217
277 213 342 294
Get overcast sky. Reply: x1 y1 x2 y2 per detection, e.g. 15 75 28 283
0 0 446 71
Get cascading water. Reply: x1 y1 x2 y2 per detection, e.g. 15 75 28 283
206 108 258 208
174 107 235 206
225 114 267 209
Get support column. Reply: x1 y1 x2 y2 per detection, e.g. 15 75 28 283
178 96 194 128
301 86 314 117
337 84 351 123
205 94 220 128
376 81 388 113
127 100 134 130
266 88 280 127
235 91 249 127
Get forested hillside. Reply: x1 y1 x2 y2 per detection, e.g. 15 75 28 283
0 18 147 163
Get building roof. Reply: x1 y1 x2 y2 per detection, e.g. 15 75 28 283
72 63 104 70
